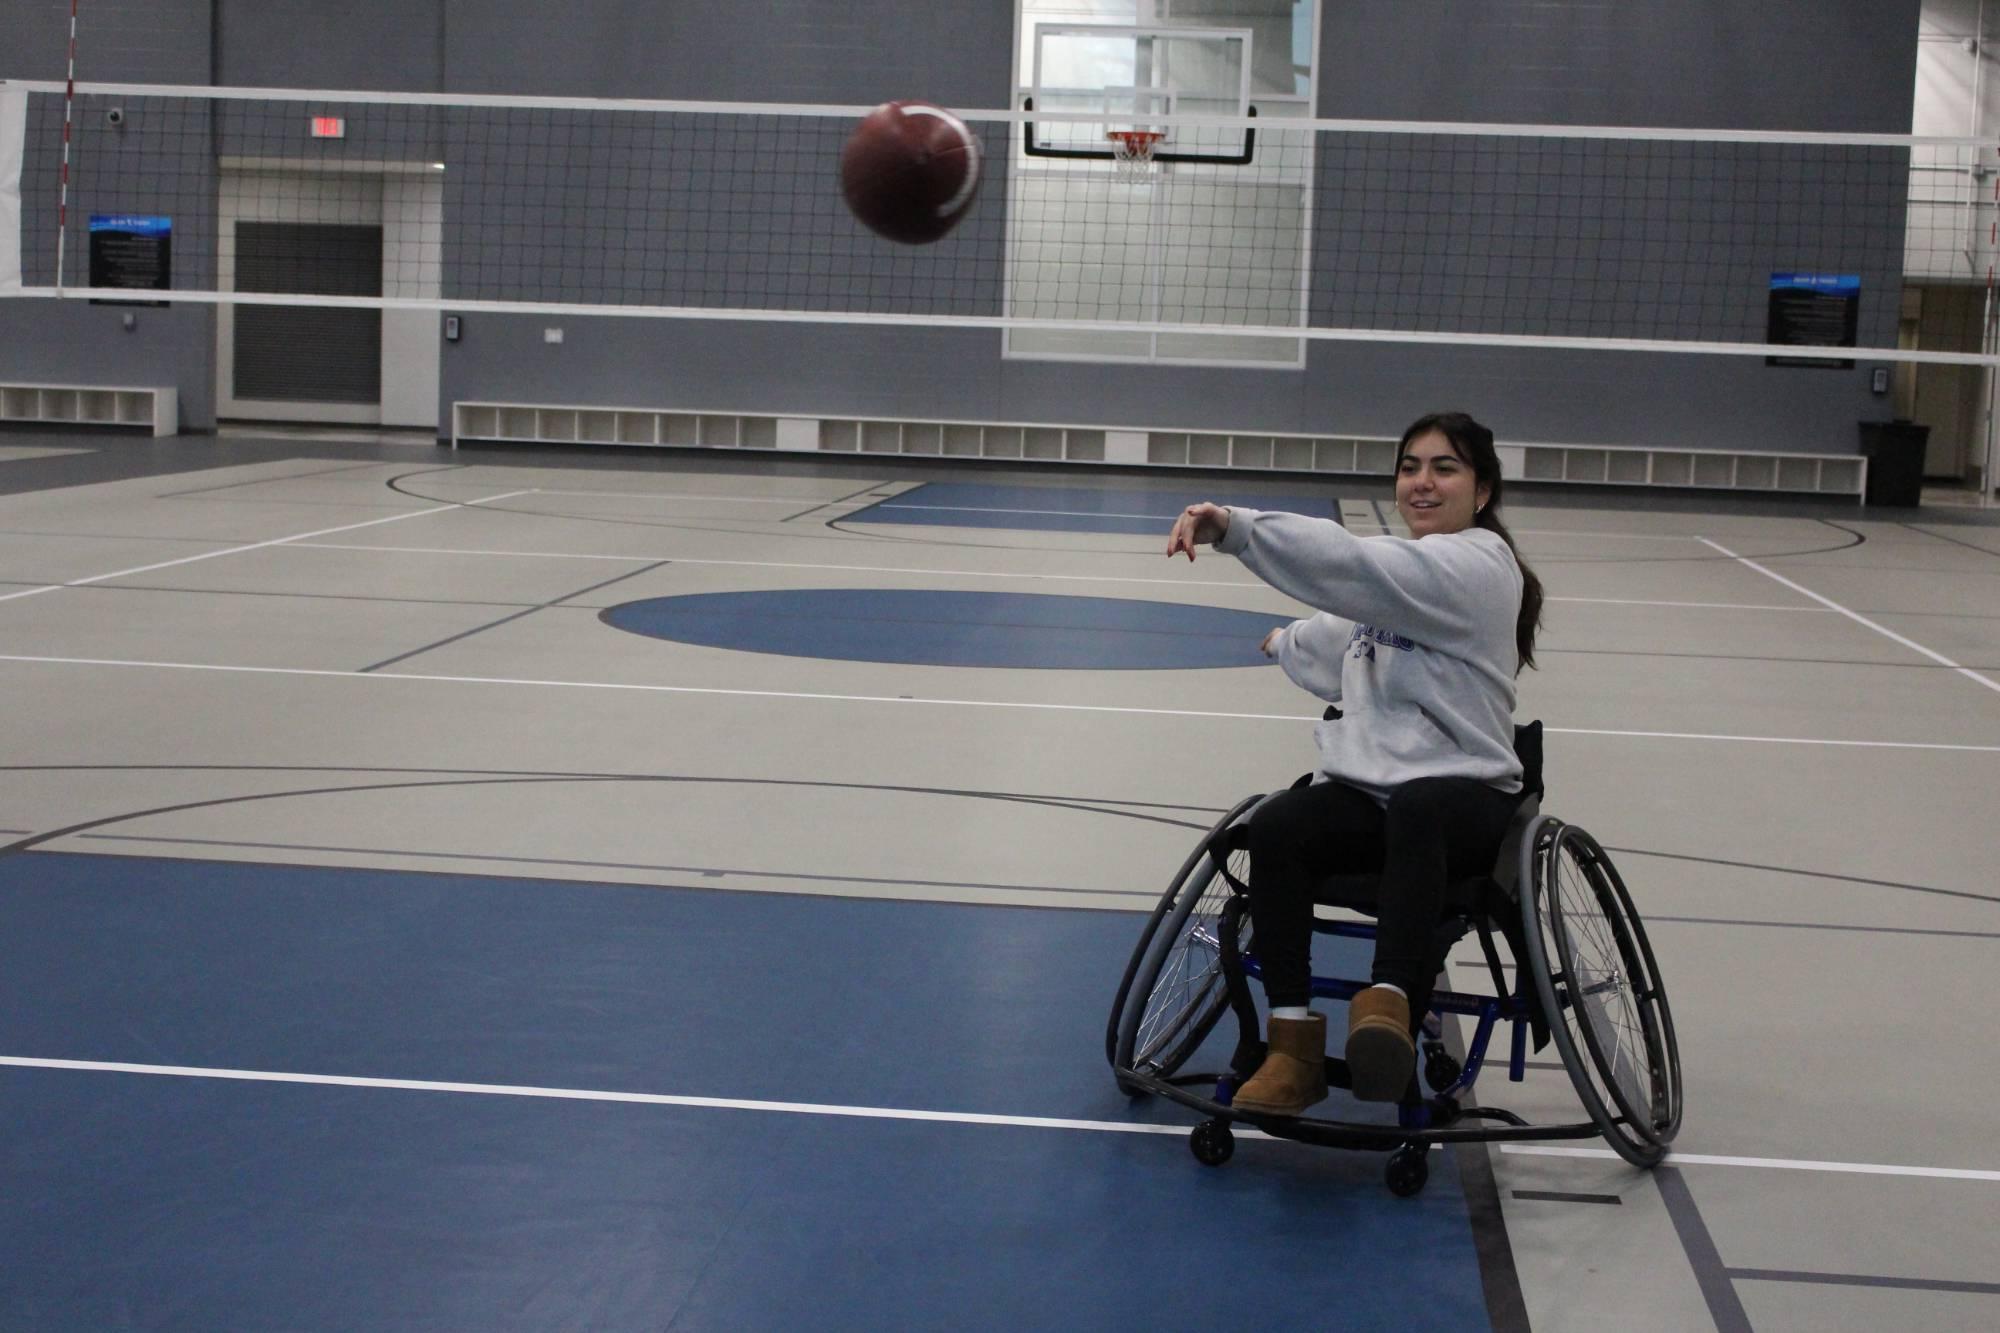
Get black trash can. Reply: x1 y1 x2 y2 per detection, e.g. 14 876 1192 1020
1857 420 1930 507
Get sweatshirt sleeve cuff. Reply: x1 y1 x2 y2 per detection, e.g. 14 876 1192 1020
1215 506 1259 556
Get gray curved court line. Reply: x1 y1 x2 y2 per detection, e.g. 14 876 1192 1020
154 460 408 498
72 831 1155 900
0 762 1224 817
1899 521 2000 561
3 766 1983 910
1602 844 2000 908
780 479 894 522
1526 515 1867 569
1531 535 1866 566
0 770 1219 891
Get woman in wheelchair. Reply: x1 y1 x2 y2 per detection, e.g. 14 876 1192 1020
1166 411 1545 1115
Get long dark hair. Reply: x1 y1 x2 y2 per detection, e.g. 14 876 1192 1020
1395 411 1544 672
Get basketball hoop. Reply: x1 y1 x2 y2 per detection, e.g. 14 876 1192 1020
1108 130 1165 183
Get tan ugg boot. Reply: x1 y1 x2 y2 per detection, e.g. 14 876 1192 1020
1230 1013 1328 1117
1346 987 1416 1102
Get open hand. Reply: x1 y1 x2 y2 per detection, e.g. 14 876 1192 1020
1166 503 1230 561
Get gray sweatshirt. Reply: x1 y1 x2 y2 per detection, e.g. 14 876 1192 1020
1215 507 1524 802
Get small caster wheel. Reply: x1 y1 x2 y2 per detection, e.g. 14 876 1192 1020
1190 1119 1235 1167
1385 1144 1430 1197
1423 1050 1463 1092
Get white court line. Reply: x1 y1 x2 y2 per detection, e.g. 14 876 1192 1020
0 491 536 605
291 541 1819 610
1550 725 2000 752
876 503 1722 544
1507 529 1705 542
1699 537 2000 697
290 541 1268 589
0 1055 1234 1140
0 656 1306 722
1501 1145 2000 1184
6 1056 1992 1184
2 653 1999 751
1546 596 1830 613
433 489 1713 544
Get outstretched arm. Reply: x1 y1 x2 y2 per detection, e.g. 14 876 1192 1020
1218 507 1518 647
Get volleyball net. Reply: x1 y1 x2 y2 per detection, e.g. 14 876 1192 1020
4 79 1998 367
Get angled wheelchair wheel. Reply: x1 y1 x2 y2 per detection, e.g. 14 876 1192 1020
1522 818 1683 1167
1108 802 1256 1084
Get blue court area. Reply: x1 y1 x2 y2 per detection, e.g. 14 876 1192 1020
0 852 1495 1331
600 589 1291 668
846 482 1342 534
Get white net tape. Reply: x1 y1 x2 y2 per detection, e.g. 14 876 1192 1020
6 80 2000 365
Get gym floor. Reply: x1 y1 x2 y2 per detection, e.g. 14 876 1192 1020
0 428 1995 1330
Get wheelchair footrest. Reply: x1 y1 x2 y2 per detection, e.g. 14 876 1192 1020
1116 1063 1602 1151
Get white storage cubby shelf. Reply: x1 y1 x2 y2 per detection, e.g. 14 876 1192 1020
452 403 780 450
1511 441 1865 497
821 419 1106 462
0 384 178 436
451 402 1866 498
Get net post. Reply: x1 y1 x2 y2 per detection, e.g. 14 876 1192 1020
54 0 80 293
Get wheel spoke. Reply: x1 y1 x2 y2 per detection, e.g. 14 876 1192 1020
1127 846 1253 1075
1546 832 1667 1143
1519 823 1679 1162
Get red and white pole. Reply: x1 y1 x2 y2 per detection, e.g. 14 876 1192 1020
53 0 79 292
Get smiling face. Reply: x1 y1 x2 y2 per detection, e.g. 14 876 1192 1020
1396 429 1492 538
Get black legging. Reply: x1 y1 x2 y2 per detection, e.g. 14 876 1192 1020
1243 776 1523 1014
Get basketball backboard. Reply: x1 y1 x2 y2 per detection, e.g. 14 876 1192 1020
1007 7 1312 367
1025 26 1252 158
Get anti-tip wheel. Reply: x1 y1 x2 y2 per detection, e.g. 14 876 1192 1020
1385 1145 1430 1197
1190 1119 1235 1167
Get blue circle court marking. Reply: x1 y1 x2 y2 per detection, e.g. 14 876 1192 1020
599 589 1290 670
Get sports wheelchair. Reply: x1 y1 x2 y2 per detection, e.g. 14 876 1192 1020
1106 722 1681 1196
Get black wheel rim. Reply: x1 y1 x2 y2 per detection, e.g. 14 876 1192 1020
1122 841 1252 1077
1107 796 1257 1070
1537 822 1677 1157
1576 827 1684 1142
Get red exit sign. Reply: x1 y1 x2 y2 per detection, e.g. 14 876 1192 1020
310 117 345 139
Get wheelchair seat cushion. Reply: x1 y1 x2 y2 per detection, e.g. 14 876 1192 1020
1312 870 1491 918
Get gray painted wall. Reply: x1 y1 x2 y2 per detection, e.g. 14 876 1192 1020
438 1 1011 106
1 0 1926 454
215 1 441 92
1318 0 1920 133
